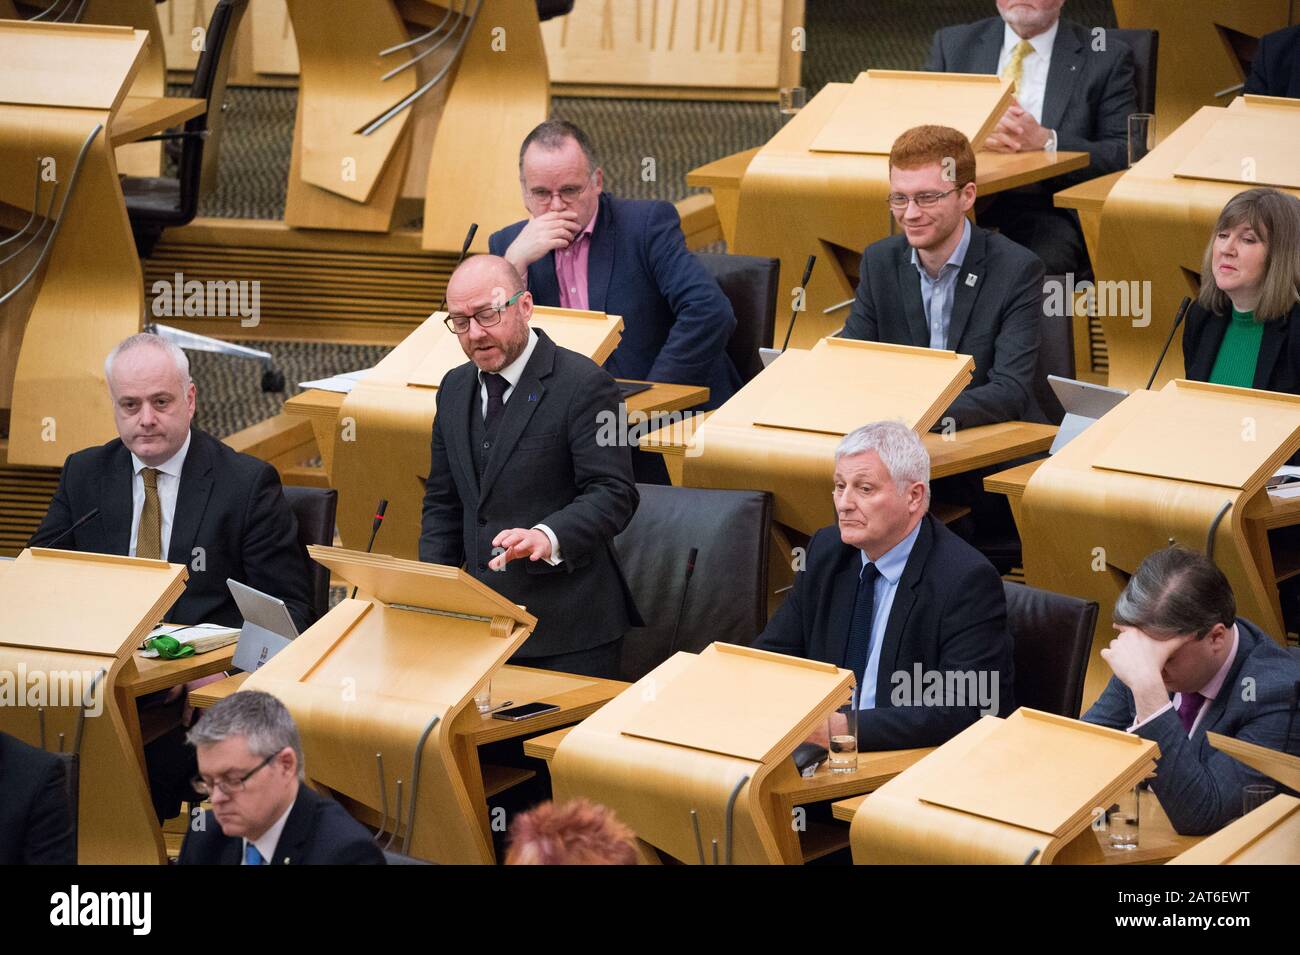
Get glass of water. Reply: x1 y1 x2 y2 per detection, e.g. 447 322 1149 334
779 86 806 120
1106 784 1141 849
1242 783 1276 815
474 678 491 715
827 692 857 774
1127 113 1154 166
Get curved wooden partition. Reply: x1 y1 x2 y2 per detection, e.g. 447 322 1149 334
0 21 149 467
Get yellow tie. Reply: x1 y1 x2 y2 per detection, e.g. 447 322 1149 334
1002 39 1033 95
137 467 162 560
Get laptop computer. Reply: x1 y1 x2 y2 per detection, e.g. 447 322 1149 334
1047 375 1129 454
229 579 300 673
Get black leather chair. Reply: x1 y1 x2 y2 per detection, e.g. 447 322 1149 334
695 252 781 385
282 486 338 624
1035 274 1078 425
1005 581 1098 719
613 484 772 681
1108 28 1159 116
536 0 575 20
122 0 249 257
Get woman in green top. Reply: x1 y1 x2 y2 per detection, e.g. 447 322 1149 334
1182 188 1300 392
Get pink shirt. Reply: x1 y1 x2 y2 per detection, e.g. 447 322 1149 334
554 206 597 311
1129 624 1240 735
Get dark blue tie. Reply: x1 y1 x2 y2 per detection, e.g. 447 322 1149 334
483 373 509 431
244 843 265 866
844 563 881 697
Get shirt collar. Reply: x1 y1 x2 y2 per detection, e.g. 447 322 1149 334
245 795 296 864
562 203 598 251
910 217 972 277
1003 18 1059 59
479 328 539 392
130 429 191 478
1197 622 1241 701
859 516 924 585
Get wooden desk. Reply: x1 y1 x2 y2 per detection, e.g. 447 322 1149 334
110 95 205 147
284 381 709 479
1054 170 1123 382
831 785 1202 864
525 725 931 863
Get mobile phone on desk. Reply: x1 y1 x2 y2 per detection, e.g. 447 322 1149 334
491 701 560 722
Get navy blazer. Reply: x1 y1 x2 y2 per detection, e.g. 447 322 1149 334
1084 619 1300 836
839 227 1046 429
489 192 741 409
751 515 1015 751
925 17 1137 188
179 784 385 864
1246 24 1300 99
419 330 642 657
0 731 76 865
29 427 316 632
1182 302 1300 395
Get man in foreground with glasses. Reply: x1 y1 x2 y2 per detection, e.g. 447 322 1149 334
489 120 741 419
418 255 641 679
840 125 1044 431
179 691 382 864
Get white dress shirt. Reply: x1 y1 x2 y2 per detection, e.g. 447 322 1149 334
476 328 562 564
997 19 1059 150
242 798 295 865
128 430 191 559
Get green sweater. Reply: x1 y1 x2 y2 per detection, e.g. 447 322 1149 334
1208 308 1264 388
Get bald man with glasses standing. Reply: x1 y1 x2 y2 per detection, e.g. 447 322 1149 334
418 255 642 679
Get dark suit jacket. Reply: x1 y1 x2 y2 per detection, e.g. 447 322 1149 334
839 227 1046 428
752 515 1015 750
1084 619 1300 836
30 427 315 632
178 784 384 864
925 17 1137 188
1182 301 1300 395
1246 24 1300 98
0 732 76 864
489 192 742 409
418 330 641 657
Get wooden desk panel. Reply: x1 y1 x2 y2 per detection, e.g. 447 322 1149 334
110 95 205 147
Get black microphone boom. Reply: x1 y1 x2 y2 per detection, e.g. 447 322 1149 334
780 253 817 352
1145 296 1192 390
45 508 100 549
435 223 479 313
350 499 389 599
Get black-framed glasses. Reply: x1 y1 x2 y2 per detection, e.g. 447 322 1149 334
444 290 525 334
191 750 280 797
886 188 959 210
525 170 595 206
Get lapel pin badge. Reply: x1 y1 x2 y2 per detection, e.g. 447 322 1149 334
965 273 978 287
528 393 537 402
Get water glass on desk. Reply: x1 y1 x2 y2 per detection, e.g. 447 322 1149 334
1106 784 1141 849
1243 783 1276 815
827 694 857 774
779 86 805 121
1127 113 1154 166
474 678 492 715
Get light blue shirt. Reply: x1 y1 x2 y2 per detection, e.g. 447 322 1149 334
910 218 972 350
856 519 923 708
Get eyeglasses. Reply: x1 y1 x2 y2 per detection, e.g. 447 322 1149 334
525 171 595 206
886 189 960 210
191 750 280 797
444 290 525 334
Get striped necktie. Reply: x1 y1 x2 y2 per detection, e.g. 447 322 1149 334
1002 38 1033 95
137 467 162 560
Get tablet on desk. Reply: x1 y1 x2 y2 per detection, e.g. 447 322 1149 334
228 579 300 672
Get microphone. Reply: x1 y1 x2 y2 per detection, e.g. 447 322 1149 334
1145 296 1192 390
666 546 700 656
436 223 479 314
350 499 388 599
44 508 100 549
780 254 817 352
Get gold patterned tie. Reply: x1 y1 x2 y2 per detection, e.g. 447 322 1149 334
137 467 162 560
1001 38 1033 95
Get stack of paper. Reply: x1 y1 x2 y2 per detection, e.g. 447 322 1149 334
141 623 240 657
